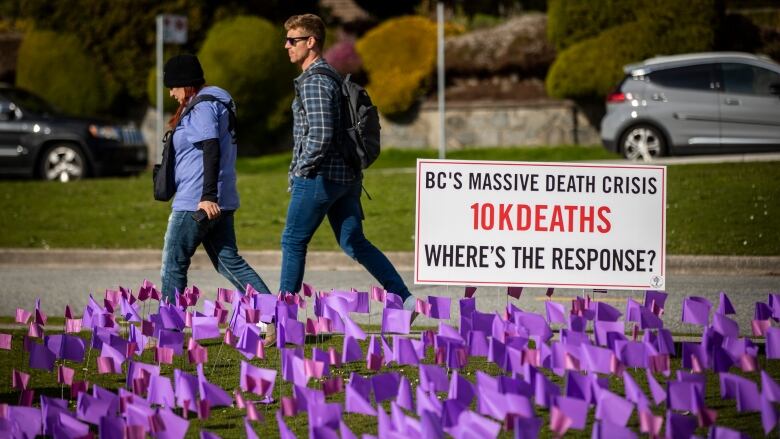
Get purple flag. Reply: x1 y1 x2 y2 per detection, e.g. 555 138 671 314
397 375 414 411
666 411 697 439
554 396 588 429
767 326 780 359
643 290 667 313
595 302 622 322
342 336 363 363
345 374 375 416
762 394 778 434
372 373 400 403
428 296 451 319
591 420 637 439
646 369 667 405
717 291 736 315
29 342 56 371
148 375 176 407
155 407 190 439
681 296 711 326
623 371 648 406
192 316 220 340
545 301 567 324
595 389 634 426
197 364 233 408
76 392 111 425
381 307 411 334
712 313 739 338
419 364 449 393
448 370 475 407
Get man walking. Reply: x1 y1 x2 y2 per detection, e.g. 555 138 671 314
269 14 416 344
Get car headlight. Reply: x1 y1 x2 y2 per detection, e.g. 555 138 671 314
88 124 121 140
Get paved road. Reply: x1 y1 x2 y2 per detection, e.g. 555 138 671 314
1 265 777 336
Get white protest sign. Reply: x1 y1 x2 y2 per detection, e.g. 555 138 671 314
415 159 667 290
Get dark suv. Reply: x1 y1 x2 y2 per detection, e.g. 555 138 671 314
600 52 780 160
0 85 147 181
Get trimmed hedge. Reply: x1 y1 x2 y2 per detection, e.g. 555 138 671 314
197 15 297 152
546 0 636 51
356 16 438 116
546 0 718 99
15 29 112 116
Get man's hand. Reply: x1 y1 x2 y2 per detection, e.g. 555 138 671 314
197 201 221 220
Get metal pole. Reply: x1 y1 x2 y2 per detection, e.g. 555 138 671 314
156 15 164 163
437 2 446 159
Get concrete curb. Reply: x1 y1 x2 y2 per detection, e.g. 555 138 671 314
0 249 778 275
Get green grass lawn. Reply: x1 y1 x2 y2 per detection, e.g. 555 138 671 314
0 326 774 438
0 146 778 255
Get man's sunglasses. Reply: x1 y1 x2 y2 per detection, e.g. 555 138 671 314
285 36 313 45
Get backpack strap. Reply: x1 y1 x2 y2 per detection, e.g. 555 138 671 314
181 94 238 142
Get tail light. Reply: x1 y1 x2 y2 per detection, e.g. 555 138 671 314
606 91 626 104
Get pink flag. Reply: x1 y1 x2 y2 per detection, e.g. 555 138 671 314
234 389 246 409
245 309 260 324
302 283 315 297
322 377 344 397
18 389 34 406
304 359 325 379
12 369 30 390
246 401 263 422
155 347 174 365
57 365 75 385
97 357 119 374
328 347 342 367
187 343 208 365
15 308 31 324
465 287 477 298
371 286 386 302
415 299 432 316
0 334 11 350
65 319 82 333
27 322 43 338
753 319 771 337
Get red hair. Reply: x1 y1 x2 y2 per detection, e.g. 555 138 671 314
168 86 202 129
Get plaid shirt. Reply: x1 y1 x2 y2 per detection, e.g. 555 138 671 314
289 58 356 188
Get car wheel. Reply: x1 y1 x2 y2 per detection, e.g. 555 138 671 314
39 144 87 182
620 125 665 161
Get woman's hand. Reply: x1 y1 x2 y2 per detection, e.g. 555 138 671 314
197 200 221 220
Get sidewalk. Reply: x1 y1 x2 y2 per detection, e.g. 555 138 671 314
0 248 778 275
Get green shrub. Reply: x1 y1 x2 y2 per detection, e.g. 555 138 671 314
197 15 297 153
356 16 437 116
15 29 112 116
546 0 637 51
545 23 651 99
546 0 718 99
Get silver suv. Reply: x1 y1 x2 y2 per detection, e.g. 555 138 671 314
600 52 780 160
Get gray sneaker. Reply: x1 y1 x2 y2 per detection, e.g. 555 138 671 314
403 295 419 325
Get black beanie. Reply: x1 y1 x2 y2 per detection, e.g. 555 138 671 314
163 54 205 88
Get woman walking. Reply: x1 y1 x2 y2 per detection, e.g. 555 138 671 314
159 54 270 303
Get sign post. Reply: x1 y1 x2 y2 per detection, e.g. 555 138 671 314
155 14 188 162
415 159 667 290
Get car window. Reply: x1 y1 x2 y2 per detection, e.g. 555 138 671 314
0 88 58 116
721 63 780 96
648 64 714 91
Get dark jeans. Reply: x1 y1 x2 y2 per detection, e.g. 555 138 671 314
280 175 410 300
161 210 270 303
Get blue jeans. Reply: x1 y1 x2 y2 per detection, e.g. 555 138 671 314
161 210 270 303
280 175 410 300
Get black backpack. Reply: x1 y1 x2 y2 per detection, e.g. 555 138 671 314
153 94 236 201
306 67 381 171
